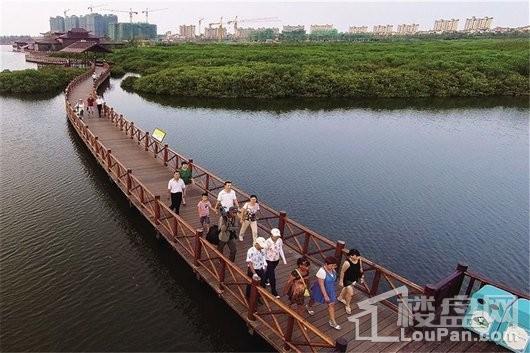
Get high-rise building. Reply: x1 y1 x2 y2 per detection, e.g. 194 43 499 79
396 23 419 35
64 15 80 31
82 14 118 37
282 25 305 32
433 19 459 32
108 22 157 41
464 17 493 31
373 25 393 35
49 16 65 32
204 26 226 40
179 25 196 39
349 26 368 34
310 24 334 33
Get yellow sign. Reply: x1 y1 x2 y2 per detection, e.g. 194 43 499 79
152 128 167 143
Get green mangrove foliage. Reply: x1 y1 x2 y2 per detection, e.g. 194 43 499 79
0 67 85 95
109 39 529 98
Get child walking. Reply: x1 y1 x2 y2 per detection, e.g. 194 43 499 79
197 192 215 233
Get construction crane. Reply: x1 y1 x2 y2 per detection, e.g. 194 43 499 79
63 9 70 18
88 3 107 13
141 8 168 23
198 18 205 35
227 17 280 34
208 17 224 28
102 8 138 23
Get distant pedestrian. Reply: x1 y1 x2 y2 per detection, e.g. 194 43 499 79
168 171 185 214
92 72 97 82
239 194 260 242
214 181 239 224
308 256 341 330
74 99 84 118
96 95 105 117
338 249 364 315
217 206 239 262
264 228 286 298
179 161 192 205
197 192 216 233
245 237 268 299
284 257 314 316
86 95 95 117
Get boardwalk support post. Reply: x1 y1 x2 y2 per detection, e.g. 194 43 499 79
370 269 381 295
335 337 348 352
163 144 169 166
302 232 310 256
106 149 112 172
188 159 194 176
145 132 149 151
334 240 346 270
154 195 161 225
278 211 287 236
154 142 158 158
219 259 226 293
247 275 260 321
205 173 210 191
284 316 295 350
130 122 134 139
194 229 203 267
126 169 132 195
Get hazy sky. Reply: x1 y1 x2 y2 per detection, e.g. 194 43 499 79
1 0 528 35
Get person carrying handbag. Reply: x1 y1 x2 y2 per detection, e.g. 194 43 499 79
284 257 314 316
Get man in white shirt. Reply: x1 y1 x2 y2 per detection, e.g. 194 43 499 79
95 95 105 118
245 237 267 299
214 181 239 225
168 171 185 214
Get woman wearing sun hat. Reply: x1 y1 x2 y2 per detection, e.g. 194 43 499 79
264 228 287 298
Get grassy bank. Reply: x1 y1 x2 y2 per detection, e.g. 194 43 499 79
0 67 85 95
110 39 529 98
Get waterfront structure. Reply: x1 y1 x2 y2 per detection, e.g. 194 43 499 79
108 22 157 41
64 64 529 353
235 27 279 40
49 16 65 32
348 26 368 34
396 23 419 35
464 16 493 32
33 28 100 52
433 18 459 32
179 25 196 39
310 24 334 33
373 24 393 35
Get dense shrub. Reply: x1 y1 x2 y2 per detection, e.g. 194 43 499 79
112 39 529 98
0 67 85 95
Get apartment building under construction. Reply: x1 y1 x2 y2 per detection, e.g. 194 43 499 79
464 17 493 32
373 24 393 35
348 26 368 34
396 23 419 35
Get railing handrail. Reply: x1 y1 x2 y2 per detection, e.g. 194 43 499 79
464 270 529 299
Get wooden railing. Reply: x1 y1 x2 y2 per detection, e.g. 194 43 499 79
65 63 526 352
65 65 337 352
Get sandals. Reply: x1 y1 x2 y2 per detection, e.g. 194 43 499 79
306 306 315 316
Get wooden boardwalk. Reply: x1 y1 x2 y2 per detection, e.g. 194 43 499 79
63 65 522 352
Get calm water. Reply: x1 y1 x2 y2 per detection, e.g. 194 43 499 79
1 45 528 351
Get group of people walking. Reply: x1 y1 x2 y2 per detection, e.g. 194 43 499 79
74 93 105 119
167 173 365 331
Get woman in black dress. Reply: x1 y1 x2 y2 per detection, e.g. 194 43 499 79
337 249 364 314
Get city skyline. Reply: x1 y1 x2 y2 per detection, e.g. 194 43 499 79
1 0 528 36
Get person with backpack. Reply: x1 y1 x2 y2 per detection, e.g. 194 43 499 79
217 206 238 262
214 181 239 225
337 249 364 314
